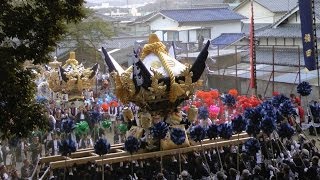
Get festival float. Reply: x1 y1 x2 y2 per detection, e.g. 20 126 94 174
44 52 99 102
40 34 302 179
36 34 252 180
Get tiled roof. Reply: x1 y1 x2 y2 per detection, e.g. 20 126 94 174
160 8 247 23
256 24 320 38
234 0 298 13
129 12 157 25
104 36 148 49
241 47 305 66
273 0 320 28
255 0 298 13
211 33 246 49
241 23 271 35
315 0 320 20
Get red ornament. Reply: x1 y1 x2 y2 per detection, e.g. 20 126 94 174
228 89 238 97
101 103 109 112
209 90 219 99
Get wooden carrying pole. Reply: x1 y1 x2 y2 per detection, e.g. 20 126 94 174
44 133 249 169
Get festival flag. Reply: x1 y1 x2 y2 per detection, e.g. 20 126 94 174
299 0 317 70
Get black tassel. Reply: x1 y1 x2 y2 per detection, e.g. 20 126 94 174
190 40 210 82
102 47 117 73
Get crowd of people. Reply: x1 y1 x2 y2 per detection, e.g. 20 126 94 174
0 92 137 179
0 91 320 180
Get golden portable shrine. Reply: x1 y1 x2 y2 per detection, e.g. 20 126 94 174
37 34 249 179
45 52 99 101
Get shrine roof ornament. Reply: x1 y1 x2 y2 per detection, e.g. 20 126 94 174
102 34 209 112
45 52 99 100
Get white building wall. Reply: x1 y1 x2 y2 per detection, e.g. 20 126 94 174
285 38 294 46
277 38 285 46
287 12 300 24
259 38 268 45
149 15 242 42
210 21 242 39
268 38 276 45
236 1 275 23
149 16 179 31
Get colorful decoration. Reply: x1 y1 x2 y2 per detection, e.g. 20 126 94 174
209 90 220 99
190 125 206 142
170 128 186 145
228 89 238 97
75 121 89 136
209 105 220 119
278 123 295 139
218 123 233 140
206 124 219 140
232 115 247 134
61 119 75 134
198 106 209 120
261 117 276 136
59 138 77 156
94 138 111 156
110 100 119 107
117 124 128 134
244 138 260 156
102 120 112 129
237 96 261 110
272 94 290 108
245 108 261 136
243 108 261 125
151 122 169 140
278 100 297 118
101 103 109 112
297 81 312 96
246 123 261 137
124 136 140 154
222 94 236 107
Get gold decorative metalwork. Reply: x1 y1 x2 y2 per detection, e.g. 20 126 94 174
46 52 98 99
110 34 202 110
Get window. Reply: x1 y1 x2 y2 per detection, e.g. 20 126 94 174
196 28 211 39
167 31 179 41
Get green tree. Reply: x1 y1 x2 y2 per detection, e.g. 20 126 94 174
0 0 86 138
60 9 114 65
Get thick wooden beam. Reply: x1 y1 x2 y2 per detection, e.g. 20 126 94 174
48 133 249 169
40 144 124 163
50 150 127 169
95 137 249 165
